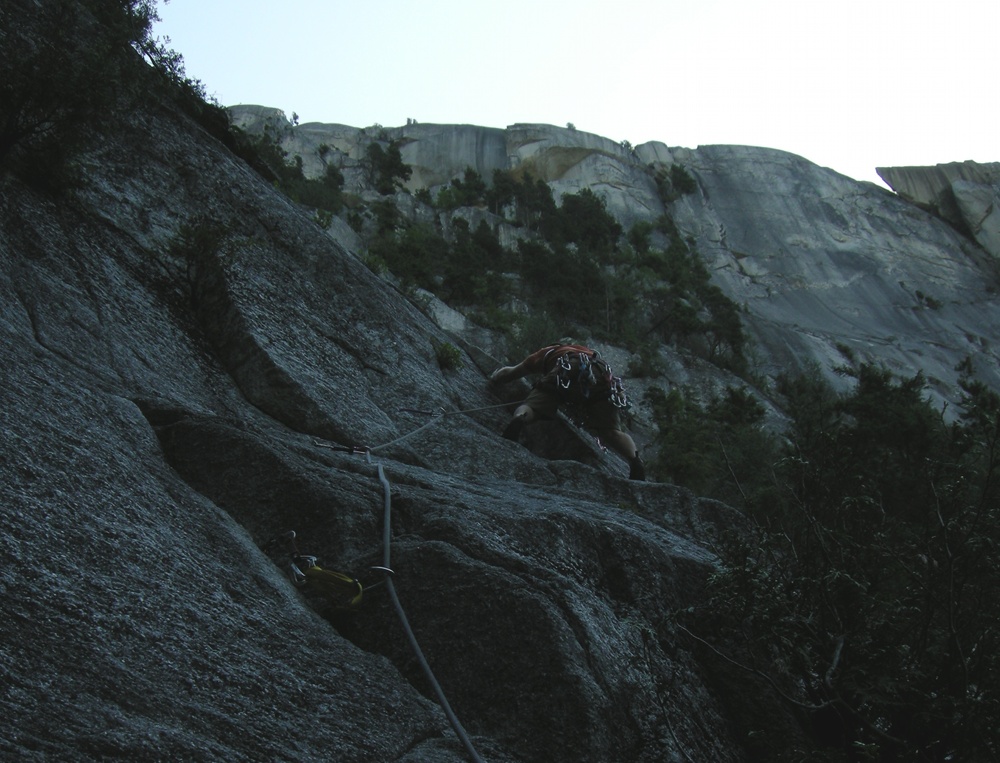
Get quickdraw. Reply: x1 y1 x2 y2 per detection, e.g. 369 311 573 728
609 372 630 408
294 556 365 609
263 530 391 611
557 354 574 389
554 351 630 409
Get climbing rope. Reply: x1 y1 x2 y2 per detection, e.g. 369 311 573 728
398 400 521 417
313 399 525 457
308 438 484 760
365 449 484 763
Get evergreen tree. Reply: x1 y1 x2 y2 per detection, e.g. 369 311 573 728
0 0 175 183
682 364 1000 762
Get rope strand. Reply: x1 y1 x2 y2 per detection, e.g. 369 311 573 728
312 399 526 456
366 451 485 763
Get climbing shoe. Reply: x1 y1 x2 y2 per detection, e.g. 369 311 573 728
502 417 524 442
628 456 646 481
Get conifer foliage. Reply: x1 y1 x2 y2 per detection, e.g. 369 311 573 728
0 0 181 185
675 364 1000 762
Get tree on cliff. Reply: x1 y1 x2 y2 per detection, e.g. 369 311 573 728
0 0 194 185
362 140 412 195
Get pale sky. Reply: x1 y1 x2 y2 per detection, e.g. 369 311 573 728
155 0 998 187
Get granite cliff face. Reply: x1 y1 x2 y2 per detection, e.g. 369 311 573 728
3 91 997 762
877 161 1000 259
2 105 755 762
672 146 1000 410
232 106 1000 414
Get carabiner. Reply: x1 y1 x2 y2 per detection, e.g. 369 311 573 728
557 354 573 388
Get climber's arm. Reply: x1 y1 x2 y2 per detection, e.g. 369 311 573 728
489 345 558 385
489 361 530 384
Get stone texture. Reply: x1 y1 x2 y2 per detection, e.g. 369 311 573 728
1 103 755 762
505 124 664 232
4 86 998 763
394 122 510 191
952 178 1000 258
230 111 668 232
877 161 1000 258
876 160 1000 211
669 145 1000 411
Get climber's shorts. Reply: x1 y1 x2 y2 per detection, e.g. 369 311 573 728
524 384 624 433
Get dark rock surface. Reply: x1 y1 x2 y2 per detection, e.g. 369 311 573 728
1 104 752 761
7 62 998 763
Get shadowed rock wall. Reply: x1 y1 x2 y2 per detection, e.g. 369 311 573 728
1 103 754 762
4 78 996 763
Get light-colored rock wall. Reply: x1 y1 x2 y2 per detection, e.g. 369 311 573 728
877 161 1000 208
673 145 1000 409
878 161 1000 258
227 107 1000 413
389 122 509 189
504 124 665 231
228 111 670 231
953 179 1000 257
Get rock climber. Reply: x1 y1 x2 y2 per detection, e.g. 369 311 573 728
490 342 645 480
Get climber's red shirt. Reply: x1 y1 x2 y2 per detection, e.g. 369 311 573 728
521 344 596 376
